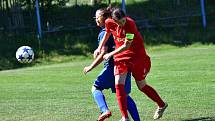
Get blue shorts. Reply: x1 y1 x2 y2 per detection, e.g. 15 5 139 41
94 66 131 94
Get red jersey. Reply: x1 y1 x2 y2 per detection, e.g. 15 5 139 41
105 17 148 61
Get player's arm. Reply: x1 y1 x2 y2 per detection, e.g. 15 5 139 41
95 19 113 57
94 32 111 58
103 33 134 60
83 47 107 74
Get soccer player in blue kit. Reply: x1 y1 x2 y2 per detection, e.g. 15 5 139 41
83 8 140 121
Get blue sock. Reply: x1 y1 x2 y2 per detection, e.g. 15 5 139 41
127 96 140 121
92 89 109 113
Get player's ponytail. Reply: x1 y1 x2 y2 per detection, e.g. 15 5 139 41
102 5 112 19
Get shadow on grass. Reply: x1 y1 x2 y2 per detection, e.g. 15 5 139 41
182 117 215 121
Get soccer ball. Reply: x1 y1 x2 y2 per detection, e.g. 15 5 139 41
16 46 34 63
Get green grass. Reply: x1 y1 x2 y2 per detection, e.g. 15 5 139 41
0 44 215 121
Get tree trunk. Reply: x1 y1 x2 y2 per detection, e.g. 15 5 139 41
75 0 77 6
5 0 12 30
91 0 97 5
6 0 9 10
0 0 2 11
91 0 103 5
47 0 52 9
26 0 31 9
108 0 111 4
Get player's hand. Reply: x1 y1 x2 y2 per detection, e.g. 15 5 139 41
83 66 92 75
93 49 100 59
103 53 112 60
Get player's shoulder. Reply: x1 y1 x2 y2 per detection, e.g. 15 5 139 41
105 18 115 24
99 29 106 37
98 28 106 41
126 17 135 24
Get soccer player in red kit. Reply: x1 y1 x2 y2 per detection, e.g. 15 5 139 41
94 7 168 121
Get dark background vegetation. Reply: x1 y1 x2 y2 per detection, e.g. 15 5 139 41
0 0 214 70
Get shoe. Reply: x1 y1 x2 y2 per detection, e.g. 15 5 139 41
119 117 130 121
97 111 112 121
153 102 168 120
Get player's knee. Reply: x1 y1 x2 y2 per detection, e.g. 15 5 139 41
91 86 96 93
137 85 143 90
91 85 102 93
136 80 147 90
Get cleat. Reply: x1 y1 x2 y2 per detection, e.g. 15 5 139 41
97 111 112 121
119 117 130 121
153 102 168 120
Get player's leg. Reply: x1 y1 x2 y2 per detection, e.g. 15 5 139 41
115 73 129 120
136 80 165 108
133 57 167 120
127 96 140 121
91 86 109 113
93 67 114 121
114 62 130 120
124 72 140 121
135 80 168 119
91 86 112 121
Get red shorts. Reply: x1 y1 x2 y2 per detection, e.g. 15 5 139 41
114 56 151 81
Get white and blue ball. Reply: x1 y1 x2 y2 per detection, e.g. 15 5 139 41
16 46 34 63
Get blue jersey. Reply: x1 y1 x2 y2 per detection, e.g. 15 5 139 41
98 28 115 68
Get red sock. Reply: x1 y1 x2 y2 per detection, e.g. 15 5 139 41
115 84 128 118
141 84 165 107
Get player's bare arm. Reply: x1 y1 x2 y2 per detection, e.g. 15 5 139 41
96 32 111 54
83 47 107 74
103 38 133 60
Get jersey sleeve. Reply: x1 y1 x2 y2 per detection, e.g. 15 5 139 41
105 18 116 33
105 19 111 33
125 18 138 40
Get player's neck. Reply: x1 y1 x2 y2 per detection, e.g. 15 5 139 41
119 18 126 27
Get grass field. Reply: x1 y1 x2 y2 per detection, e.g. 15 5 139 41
0 44 215 121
